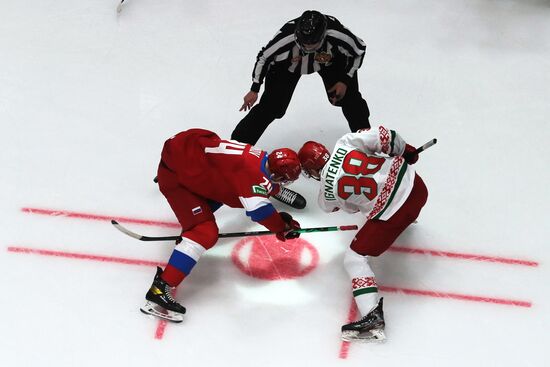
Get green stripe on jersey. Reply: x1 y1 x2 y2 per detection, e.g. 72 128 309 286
390 130 396 153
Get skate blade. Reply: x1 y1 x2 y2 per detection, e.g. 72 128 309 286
140 301 184 323
341 328 386 343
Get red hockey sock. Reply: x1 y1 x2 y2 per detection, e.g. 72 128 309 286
161 264 186 287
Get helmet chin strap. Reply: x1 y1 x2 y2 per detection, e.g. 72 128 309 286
301 169 321 181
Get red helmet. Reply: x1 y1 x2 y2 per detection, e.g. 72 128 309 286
267 148 301 184
298 141 330 180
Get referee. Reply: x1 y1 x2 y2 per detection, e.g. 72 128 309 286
232 10 371 145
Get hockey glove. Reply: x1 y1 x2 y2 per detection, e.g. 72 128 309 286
402 144 419 165
276 212 301 241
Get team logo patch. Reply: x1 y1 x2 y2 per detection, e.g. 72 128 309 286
252 177 272 196
192 206 202 215
252 185 268 196
314 52 332 63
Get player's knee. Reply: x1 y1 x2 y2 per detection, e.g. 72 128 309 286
182 220 219 249
344 247 365 268
350 241 384 257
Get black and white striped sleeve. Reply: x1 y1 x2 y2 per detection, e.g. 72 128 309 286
250 22 297 93
326 17 366 84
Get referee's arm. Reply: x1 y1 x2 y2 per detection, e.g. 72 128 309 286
327 17 367 84
250 22 297 92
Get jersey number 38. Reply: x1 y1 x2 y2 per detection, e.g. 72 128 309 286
337 151 384 201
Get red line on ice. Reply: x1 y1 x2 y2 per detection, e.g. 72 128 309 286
155 320 168 339
389 246 538 267
21 207 180 228
154 288 179 340
338 300 358 359
8 246 531 308
380 286 532 308
7 246 533 348
8 246 173 340
7 246 166 267
21 207 539 267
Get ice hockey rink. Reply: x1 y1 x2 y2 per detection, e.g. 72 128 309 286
1 0 548 366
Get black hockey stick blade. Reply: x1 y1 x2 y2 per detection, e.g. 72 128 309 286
111 220 358 242
414 138 437 154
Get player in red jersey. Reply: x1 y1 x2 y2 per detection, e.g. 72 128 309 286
140 128 302 322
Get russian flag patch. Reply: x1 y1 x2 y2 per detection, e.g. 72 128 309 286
192 206 202 215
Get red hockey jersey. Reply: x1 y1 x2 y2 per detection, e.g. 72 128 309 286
160 129 281 225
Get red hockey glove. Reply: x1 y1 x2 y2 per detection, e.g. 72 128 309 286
402 144 419 165
276 212 301 241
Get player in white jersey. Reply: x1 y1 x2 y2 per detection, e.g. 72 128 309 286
298 125 428 342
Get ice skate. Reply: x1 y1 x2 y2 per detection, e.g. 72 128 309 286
272 187 306 209
140 267 186 323
341 298 386 342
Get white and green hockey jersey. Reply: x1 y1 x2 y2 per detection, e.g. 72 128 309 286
318 126 415 220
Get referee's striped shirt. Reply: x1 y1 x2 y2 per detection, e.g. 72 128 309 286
250 14 366 93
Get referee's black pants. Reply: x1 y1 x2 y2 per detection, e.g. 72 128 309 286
231 66 371 145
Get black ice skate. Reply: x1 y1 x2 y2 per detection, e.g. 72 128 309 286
272 187 306 209
140 267 186 323
341 298 386 342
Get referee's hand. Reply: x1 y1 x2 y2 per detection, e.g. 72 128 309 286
240 91 258 111
327 82 347 105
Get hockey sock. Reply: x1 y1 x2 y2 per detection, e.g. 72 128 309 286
161 237 207 287
343 247 379 317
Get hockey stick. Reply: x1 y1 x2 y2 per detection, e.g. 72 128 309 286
413 138 437 154
111 220 357 242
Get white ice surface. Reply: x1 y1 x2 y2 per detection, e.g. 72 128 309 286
1 0 549 366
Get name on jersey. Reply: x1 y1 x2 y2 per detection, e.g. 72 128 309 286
323 147 348 201
248 147 262 158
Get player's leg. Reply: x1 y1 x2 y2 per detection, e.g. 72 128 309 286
341 243 386 342
342 174 428 340
231 67 301 145
141 164 219 322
